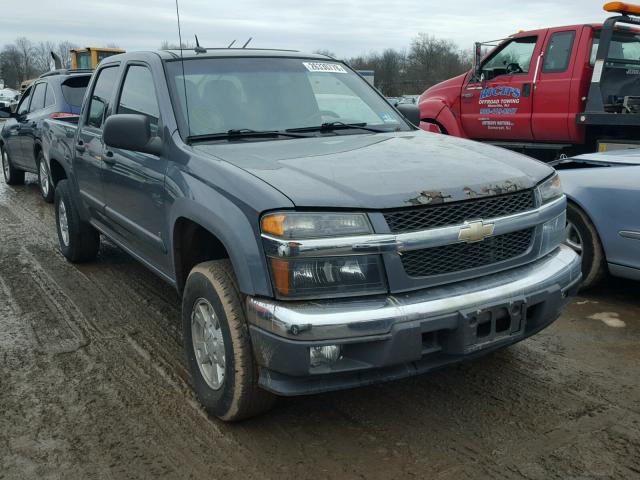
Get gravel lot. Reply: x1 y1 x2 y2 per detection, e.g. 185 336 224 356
1 176 639 479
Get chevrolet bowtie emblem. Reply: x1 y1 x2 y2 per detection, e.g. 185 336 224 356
458 220 495 243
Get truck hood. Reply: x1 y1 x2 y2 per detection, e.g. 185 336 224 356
193 132 552 209
423 72 467 97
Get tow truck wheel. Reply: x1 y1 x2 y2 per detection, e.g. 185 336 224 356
37 151 54 203
54 180 100 263
565 202 606 289
182 259 275 421
2 147 25 186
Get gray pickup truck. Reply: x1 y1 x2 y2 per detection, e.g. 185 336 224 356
41 49 581 421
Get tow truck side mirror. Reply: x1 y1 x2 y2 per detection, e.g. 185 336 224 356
396 104 420 127
103 114 162 156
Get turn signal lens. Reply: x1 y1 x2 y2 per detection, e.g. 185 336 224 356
261 214 286 237
270 258 290 296
603 1 640 15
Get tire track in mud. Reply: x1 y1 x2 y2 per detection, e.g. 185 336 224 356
2 178 640 479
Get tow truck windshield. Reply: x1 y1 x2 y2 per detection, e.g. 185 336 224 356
166 57 410 138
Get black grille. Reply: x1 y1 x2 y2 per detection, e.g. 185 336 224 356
384 190 535 234
401 229 534 278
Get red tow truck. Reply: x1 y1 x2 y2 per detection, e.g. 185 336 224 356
418 2 640 159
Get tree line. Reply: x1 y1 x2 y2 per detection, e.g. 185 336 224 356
330 33 472 96
0 33 471 95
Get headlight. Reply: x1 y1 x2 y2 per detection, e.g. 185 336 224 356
261 212 387 299
269 255 386 299
261 212 372 239
537 173 563 204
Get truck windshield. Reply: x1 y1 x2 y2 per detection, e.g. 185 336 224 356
165 57 410 139
591 30 640 65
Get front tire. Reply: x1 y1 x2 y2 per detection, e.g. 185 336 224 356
37 151 54 203
54 179 100 262
565 202 606 289
182 260 275 421
2 147 25 185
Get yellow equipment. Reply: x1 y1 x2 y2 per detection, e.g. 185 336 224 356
70 47 125 70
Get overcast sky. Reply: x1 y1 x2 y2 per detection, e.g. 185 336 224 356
1 0 614 56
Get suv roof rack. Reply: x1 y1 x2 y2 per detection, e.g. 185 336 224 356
38 68 94 78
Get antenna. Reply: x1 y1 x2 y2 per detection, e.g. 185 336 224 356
194 35 206 53
175 0 190 135
242 37 253 48
227 40 236 48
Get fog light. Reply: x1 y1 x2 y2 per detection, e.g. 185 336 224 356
309 345 341 367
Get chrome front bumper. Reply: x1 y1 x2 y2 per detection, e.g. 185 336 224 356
246 245 582 341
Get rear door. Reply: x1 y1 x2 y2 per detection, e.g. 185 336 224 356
101 63 168 267
461 35 543 141
74 65 120 217
531 28 579 142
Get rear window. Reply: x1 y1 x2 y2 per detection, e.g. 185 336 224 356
591 30 640 65
61 75 90 107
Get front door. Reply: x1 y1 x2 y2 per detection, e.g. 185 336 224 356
101 64 169 270
74 65 120 217
4 86 32 167
20 81 47 171
461 35 542 141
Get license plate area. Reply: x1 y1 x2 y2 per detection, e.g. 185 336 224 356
442 299 527 354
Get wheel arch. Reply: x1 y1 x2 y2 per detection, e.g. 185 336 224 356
170 202 272 298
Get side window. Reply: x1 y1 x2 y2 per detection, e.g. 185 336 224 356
86 66 119 130
45 83 56 107
17 87 32 115
543 31 576 73
482 37 538 79
117 65 160 134
29 83 47 113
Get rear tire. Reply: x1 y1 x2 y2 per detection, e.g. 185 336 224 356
182 259 275 421
37 151 54 203
54 179 100 263
2 147 25 185
565 202 606 289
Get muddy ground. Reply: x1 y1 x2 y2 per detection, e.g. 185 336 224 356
1 175 639 480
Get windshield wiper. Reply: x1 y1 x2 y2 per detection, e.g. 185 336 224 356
286 121 388 134
187 128 310 143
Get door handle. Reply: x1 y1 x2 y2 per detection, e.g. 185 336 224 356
75 142 85 153
462 93 474 98
522 83 532 98
103 150 116 165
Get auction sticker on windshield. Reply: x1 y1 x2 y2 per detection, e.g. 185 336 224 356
303 62 347 73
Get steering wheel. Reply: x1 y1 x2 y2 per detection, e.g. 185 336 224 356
505 63 523 75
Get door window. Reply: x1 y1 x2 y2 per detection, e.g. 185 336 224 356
117 65 160 133
45 82 56 107
87 66 119 130
17 88 32 115
482 37 538 80
29 83 47 113
543 31 576 73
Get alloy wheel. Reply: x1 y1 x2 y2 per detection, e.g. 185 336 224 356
58 200 70 247
191 298 226 390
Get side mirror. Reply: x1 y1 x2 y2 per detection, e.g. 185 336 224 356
103 114 162 156
396 104 420 127
0 110 10 119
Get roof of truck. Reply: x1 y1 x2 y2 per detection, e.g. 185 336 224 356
101 48 335 64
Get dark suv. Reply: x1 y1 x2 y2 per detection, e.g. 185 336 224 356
0 70 91 202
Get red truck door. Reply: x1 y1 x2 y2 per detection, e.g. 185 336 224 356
460 34 545 141
531 28 580 142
